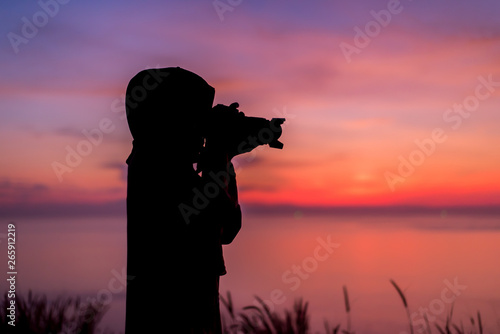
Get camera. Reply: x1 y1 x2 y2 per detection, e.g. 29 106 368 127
200 103 285 157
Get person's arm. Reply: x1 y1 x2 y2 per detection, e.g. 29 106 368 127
201 137 241 244
218 156 241 244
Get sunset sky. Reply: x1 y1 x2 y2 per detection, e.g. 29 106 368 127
1 0 500 218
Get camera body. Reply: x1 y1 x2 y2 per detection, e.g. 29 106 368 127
200 103 285 157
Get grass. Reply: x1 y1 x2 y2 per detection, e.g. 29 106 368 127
390 279 413 334
1 284 491 333
0 290 109 334
220 281 490 334
220 291 309 334
342 285 352 334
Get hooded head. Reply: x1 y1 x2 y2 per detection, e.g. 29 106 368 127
126 67 215 159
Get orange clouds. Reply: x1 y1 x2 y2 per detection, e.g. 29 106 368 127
1 2 500 214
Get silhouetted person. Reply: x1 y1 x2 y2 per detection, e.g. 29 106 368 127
125 67 241 333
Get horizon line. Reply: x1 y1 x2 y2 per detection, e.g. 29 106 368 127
1 200 499 219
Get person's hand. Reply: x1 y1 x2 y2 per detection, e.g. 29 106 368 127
205 102 244 160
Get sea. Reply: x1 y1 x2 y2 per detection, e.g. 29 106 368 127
1 212 499 333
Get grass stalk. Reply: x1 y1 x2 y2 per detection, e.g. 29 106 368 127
342 285 351 334
390 279 414 334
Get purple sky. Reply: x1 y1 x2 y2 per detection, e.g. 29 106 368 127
1 0 500 217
